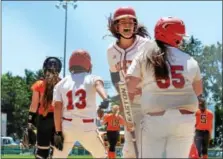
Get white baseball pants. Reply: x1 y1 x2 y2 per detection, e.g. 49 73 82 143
140 109 195 158
52 117 106 158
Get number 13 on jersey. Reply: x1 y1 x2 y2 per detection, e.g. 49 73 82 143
66 89 87 110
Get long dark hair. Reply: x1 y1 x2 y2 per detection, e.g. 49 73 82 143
146 40 170 80
42 70 60 116
106 14 151 39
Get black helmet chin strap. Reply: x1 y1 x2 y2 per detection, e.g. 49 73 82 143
117 23 137 40
119 33 134 39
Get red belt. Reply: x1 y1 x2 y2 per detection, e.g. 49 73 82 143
62 117 94 123
147 109 194 116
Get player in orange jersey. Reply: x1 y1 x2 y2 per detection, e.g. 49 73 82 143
102 105 132 159
28 57 62 159
194 96 213 158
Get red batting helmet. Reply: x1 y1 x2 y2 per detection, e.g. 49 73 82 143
113 7 137 21
155 17 187 47
69 49 92 72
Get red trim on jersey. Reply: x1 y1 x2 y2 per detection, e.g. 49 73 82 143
82 119 94 123
62 117 94 123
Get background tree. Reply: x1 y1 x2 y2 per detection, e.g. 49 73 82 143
182 37 222 147
1 69 43 139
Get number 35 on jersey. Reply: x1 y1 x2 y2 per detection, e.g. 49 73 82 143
156 65 185 89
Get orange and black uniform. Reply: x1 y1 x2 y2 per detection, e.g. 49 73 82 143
103 113 125 158
195 109 213 158
189 142 199 158
32 80 55 158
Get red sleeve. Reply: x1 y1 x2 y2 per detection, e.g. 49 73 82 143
103 114 109 124
31 80 44 92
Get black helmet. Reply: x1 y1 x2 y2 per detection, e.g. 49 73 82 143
43 57 62 74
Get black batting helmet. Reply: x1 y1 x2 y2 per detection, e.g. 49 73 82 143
43 57 62 74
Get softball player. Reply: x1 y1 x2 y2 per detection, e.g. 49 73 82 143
28 57 62 159
52 49 110 158
126 17 203 158
106 6 151 158
102 105 127 159
195 96 213 158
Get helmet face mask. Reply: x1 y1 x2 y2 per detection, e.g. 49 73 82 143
110 7 138 39
115 18 137 39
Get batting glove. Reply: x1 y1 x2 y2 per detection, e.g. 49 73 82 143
28 112 37 127
27 112 37 147
54 131 64 151
99 98 110 109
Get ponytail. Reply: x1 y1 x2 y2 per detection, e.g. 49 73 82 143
135 24 151 39
42 71 60 116
146 40 170 80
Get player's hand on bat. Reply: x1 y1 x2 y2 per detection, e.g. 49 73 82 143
125 76 141 93
129 93 135 102
135 88 142 96
129 88 142 102
54 131 64 151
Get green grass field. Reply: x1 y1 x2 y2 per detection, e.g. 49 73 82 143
1 155 222 159
1 148 222 158
1 155 93 158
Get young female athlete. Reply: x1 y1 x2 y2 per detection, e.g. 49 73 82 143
28 57 62 159
102 105 130 159
126 16 203 158
52 49 110 158
106 6 151 158
194 96 213 158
